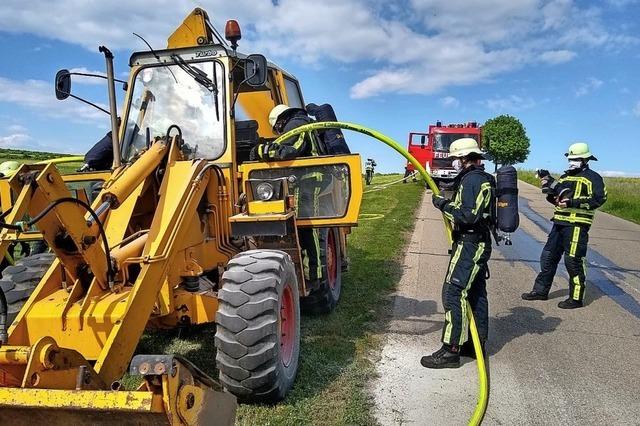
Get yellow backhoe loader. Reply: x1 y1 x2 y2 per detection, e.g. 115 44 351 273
0 8 362 424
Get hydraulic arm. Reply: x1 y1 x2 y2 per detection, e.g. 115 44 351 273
0 137 236 424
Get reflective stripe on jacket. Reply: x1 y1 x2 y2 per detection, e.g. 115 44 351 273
443 165 495 233
263 113 324 161
552 167 606 226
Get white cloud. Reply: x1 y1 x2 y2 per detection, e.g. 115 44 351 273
0 133 30 148
482 95 537 111
7 124 27 133
0 129 74 153
539 49 577 64
350 70 413 99
0 76 107 123
0 0 636 100
633 101 640 117
68 67 108 85
411 0 540 43
440 96 459 108
575 77 603 97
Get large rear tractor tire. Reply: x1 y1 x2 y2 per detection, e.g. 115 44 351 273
215 250 301 403
0 252 55 325
301 228 342 314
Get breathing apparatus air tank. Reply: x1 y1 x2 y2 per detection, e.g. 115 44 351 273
496 165 519 245
306 103 351 154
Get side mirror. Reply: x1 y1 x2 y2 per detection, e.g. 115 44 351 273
420 135 426 148
55 69 71 100
244 54 267 87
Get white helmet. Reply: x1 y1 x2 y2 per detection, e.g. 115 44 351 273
448 138 485 159
269 104 293 130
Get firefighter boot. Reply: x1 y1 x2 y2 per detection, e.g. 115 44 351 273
460 339 486 359
521 291 548 301
558 298 583 309
420 345 460 369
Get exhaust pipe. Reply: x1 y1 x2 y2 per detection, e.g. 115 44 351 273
99 46 122 168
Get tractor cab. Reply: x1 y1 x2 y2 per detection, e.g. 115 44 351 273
0 8 363 423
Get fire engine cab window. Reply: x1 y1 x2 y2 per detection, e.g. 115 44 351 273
284 78 304 109
411 134 428 146
433 133 478 151
122 61 225 161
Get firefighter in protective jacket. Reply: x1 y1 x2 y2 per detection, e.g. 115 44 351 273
522 142 606 309
251 104 326 287
421 138 494 369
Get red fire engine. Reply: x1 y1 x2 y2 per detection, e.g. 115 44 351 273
404 121 482 187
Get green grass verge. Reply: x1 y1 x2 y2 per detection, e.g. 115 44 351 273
130 174 425 425
518 169 640 225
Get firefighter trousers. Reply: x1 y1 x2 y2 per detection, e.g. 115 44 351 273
296 179 323 282
441 238 492 346
533 224 589 302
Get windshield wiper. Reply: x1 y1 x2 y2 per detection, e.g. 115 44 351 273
170 54 220 121
133 32 178 84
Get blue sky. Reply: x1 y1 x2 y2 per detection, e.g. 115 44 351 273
0 0 639 175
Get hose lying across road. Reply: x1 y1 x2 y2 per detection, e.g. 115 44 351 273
363 171 418 193
273 121 489 425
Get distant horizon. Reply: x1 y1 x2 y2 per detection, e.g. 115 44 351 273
2 145 639 178
1 1 639 176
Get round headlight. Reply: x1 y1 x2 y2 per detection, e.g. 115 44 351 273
255 182 274 200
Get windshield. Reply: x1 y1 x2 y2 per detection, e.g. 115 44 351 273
122 61 225 161
433 133 478 151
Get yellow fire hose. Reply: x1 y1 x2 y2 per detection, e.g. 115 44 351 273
273 121 489 425
36 156 84 165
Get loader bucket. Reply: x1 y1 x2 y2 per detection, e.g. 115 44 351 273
0 387 237 426
0 389 168 425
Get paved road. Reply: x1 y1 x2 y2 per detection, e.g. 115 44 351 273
372 181 640 425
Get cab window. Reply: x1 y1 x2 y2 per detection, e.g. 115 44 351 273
284 78 304 109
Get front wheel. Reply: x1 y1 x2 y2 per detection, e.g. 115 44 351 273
365 170 373 185
215 250 300 403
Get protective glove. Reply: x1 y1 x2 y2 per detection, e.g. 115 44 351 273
250 144 266 161
432 194 449 211
564 198 583 209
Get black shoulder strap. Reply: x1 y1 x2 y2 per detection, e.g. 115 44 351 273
478 171 501 245
303 116 328 155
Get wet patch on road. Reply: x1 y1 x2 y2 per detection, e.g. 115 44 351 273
496 198 640 320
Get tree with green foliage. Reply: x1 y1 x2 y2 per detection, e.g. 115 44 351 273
482 115 530 168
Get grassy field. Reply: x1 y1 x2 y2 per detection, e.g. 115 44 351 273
130 174 425 425
518 169 640 225
0 148 82 174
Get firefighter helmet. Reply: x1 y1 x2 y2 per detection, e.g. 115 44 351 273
268 104 293 130
0 161 21 178
448 138 485 159
565 142 597 161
